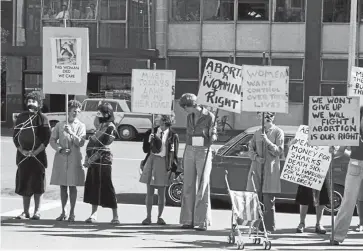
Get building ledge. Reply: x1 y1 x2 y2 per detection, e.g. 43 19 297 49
1 45 159 59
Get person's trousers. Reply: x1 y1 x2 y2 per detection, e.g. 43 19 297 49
334 159 363 242
179 145 212 227
253 193 275 232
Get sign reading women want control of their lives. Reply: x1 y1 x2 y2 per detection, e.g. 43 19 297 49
308 96 361 146
131 69 175 115
280 125 332 190
43 27 89 95
197 59 242 113
348 66 363 104
241 65 289 113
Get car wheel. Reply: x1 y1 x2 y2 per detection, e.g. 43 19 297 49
118 125 136 141
49 120 58 128
166 182 183 207
324 185 344 215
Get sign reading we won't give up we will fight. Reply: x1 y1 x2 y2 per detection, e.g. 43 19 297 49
308 96 360 146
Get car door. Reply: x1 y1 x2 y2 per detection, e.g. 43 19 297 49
114 102 125 126
210 134 253 195
279 135 299 201
78 100 99 132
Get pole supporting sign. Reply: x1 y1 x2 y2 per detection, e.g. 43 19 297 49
42 27 89 95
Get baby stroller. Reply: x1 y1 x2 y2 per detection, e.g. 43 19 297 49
225 170 272 250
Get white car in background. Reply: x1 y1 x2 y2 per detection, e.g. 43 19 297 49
13 98 152 141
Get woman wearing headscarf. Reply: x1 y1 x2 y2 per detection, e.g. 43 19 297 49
139 113 180 225
13 91 51 220
50 100 86 222
83 102 119 224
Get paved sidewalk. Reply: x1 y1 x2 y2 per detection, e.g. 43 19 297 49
1 196 362 250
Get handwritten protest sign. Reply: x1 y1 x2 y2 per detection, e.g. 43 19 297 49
241 65 289 113
348 66 363 105
43 27 89 95
131 69 175 115
197 59 242 113
281 125 332 190
308 96 360 146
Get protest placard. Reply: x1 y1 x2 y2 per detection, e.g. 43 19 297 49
308 96 360 146
43 27 89 95
280 125 332 190
131 69 175 115
348 66 363 105
241 65 289 113
197 59 242 113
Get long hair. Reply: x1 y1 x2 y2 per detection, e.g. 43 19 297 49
97 102 115 123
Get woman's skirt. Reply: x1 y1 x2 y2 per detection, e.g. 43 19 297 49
295 181 330 206
15 152 47 196
139 154 169 187
83 164 117 209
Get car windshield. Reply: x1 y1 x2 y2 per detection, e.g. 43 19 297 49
217 132 247 155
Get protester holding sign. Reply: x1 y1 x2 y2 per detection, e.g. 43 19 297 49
246 112 284 232
330 106 363 245
288 138 331 234
139 114 180 225
179 93 217 231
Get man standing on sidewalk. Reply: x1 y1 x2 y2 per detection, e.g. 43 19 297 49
246 112 284 232
178 93 217 231
330 106 363 245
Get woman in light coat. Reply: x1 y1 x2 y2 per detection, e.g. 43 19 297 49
50 100 86 222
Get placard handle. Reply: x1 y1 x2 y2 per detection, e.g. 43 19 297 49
330 87 335 245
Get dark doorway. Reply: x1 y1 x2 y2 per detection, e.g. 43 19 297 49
87 73 99 94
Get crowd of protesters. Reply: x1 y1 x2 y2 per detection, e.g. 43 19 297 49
12 91 362 246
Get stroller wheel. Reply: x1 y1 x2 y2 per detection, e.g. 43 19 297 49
263 241 272 250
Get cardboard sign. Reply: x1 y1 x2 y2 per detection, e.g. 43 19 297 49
43 27 89 95
348 66 363 105
308 96 360 146
241 65 289 113
281 125 332 190
197 59 242 113
131 69 175 115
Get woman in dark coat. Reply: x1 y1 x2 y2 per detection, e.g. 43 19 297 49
83 102 119 224
139 113 180 225
13 91 51 220
289 138 331 234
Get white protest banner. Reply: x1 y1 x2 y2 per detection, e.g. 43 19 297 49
43 27 89 95
197 59 242 113
348 66 363 105
308 96 360 146
241 65 289 113
281 125 332 190
131 69 175 115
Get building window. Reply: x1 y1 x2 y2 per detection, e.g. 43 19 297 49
99 23 126 48
236 57 264 66
42 0 99 20
323 0 351 23
1 71 6 122
273 0 305 22
170 0 200 22
100 75 131 99
204 0 234 21
100 0 126 20
175 80 199 99
320 83 347 96
322 59 348 81
289 82 304 103
169 57 199 79
26 0 42 46
128 0 150 49
237 0 269 21
272 58 304 80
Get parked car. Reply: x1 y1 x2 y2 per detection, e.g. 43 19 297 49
13 98 152 141
166 125 349 216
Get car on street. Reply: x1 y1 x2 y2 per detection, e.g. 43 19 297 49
13 98 152 141
166 125 349 215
